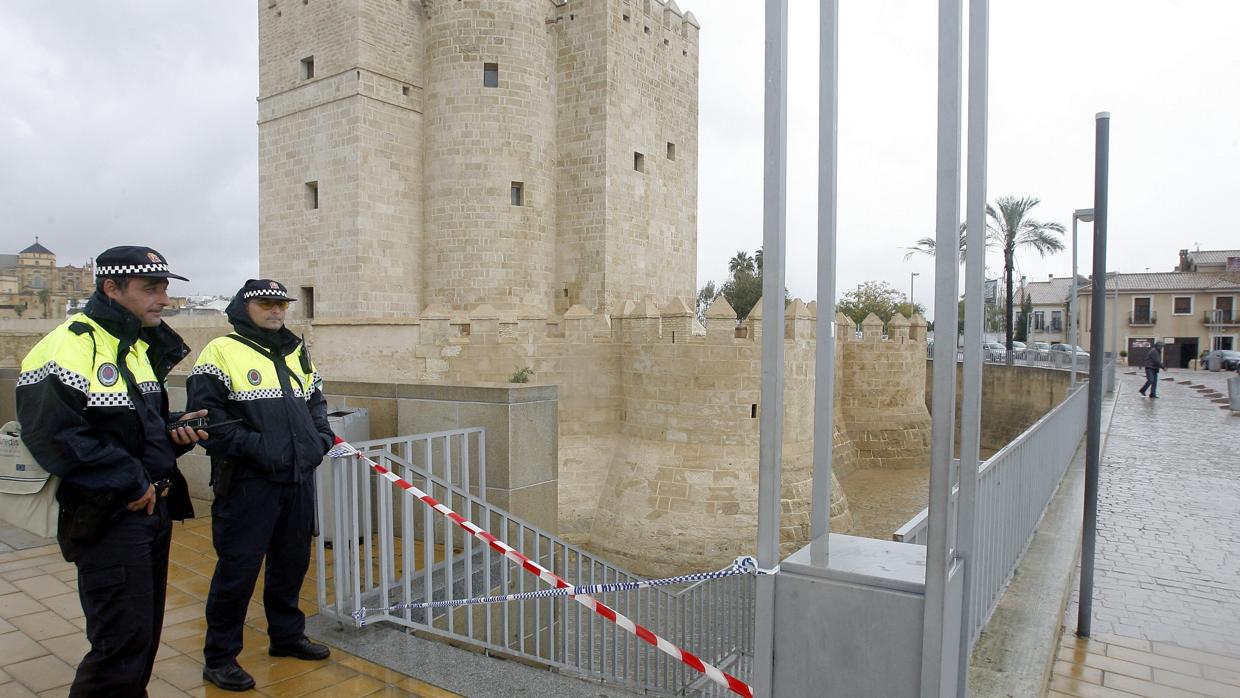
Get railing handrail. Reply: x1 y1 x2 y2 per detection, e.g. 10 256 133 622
978 380 1087 477
348 435 683 603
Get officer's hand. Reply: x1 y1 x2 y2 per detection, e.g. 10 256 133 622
127 484 157 515
170 409 210 445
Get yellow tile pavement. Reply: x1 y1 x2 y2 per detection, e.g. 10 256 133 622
0 509 463 698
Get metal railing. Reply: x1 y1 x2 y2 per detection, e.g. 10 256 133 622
315 428 754 696
1127 310 1157 325
1204 309 1236 325
892 376 1090 647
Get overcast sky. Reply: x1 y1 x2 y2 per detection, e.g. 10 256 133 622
2 1 1237 317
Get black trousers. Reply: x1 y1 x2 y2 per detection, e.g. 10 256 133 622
70 498 171 698
204 476 315 667
1141 367 1160 396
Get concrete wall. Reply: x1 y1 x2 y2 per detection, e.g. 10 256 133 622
925 360 1076 455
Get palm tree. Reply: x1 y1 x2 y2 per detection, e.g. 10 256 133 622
904 196 1064 351
37 289 52 318
728 251 755 278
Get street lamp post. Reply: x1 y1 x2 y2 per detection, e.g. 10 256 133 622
1071 209 1095 385
910 272 920 315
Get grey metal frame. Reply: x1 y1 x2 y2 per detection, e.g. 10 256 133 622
921 1 964 694
955 1 988 692
315 429 755 696
893 377 1092 645
753 0 789 695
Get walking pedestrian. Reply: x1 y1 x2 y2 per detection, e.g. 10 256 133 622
1139 341 1166 398
186 279 334 691
16 246 205 697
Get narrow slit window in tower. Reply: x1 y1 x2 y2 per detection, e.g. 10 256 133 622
305 181 319 210
634 152 645 172
666 142 676 160
301 287 315 320
483 63 499 88
300 56 315 80
511 182 524 206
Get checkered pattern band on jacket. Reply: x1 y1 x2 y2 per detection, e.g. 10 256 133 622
96 263 169 276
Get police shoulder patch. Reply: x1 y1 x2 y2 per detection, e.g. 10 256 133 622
247 368 262 386
97 363 119 387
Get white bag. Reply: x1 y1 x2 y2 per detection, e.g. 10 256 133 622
0 421 59 538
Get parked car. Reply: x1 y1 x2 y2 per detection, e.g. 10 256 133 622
1049 343 1090 361
1010 341 1028 360
1032 341 1052 360
983 342 1007 361
1203 349 1240 371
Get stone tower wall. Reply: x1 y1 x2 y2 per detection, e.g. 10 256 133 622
258 0 425 320
423 1 558 311
601 0 699 313
838 316 933 470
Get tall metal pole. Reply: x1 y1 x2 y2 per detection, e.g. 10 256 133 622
753 0 788 693
1110 269 1119 393
1077 111 1110 637
921 0 963 694
910 272 920 313
1071 216 1078 383
810 0 840 559
955 0 988 692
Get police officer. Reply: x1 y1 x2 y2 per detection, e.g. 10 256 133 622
187 279 333 691
16 246 206 698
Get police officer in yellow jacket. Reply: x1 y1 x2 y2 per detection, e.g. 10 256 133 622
16 245 207 698
187 279 334 691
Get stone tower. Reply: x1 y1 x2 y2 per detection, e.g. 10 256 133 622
258 0 699 319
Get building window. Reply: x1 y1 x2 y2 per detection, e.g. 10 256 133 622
623 13 630 21
1173 296 1193 315
1051 310 1062 332
300 56 315 80
305 181 319 210
483 63 499 88
301 286 315 320
402 85 410 96
666 142 676 160
510 182 524 206
634 152 645 172
1033 311 1044 331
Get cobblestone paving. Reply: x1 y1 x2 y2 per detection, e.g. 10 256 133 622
1052 368 1240 698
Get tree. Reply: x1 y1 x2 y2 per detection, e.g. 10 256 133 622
720 272 762 322
37 289 51 318
14 302 26 318
903 195 1064 352
695 280 718 323
728 251 755 278
837 281 923 328
1015 292 1034 343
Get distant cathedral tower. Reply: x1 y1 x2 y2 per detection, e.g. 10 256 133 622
258 0 700 320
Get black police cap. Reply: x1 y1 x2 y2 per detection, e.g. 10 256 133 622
239 279 297 302
95 246 188 281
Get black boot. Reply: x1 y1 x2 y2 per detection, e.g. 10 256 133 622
269 636 331 661
203 662 256 691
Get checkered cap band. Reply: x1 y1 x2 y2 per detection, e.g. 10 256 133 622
96 263 170 276
243 289 290 300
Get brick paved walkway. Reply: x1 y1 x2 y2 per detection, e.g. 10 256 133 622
0 503 462 697
1051 368 1240 698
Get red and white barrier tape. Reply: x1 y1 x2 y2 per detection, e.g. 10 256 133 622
328 438 755 698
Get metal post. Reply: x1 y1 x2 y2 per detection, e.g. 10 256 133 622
1077 111 1110 637
954 0 988 692
1116 267 1125 391
911 272 920 314
753 0 788 693
921 0 963 695
1071 217 1078 383
810 0 840 559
